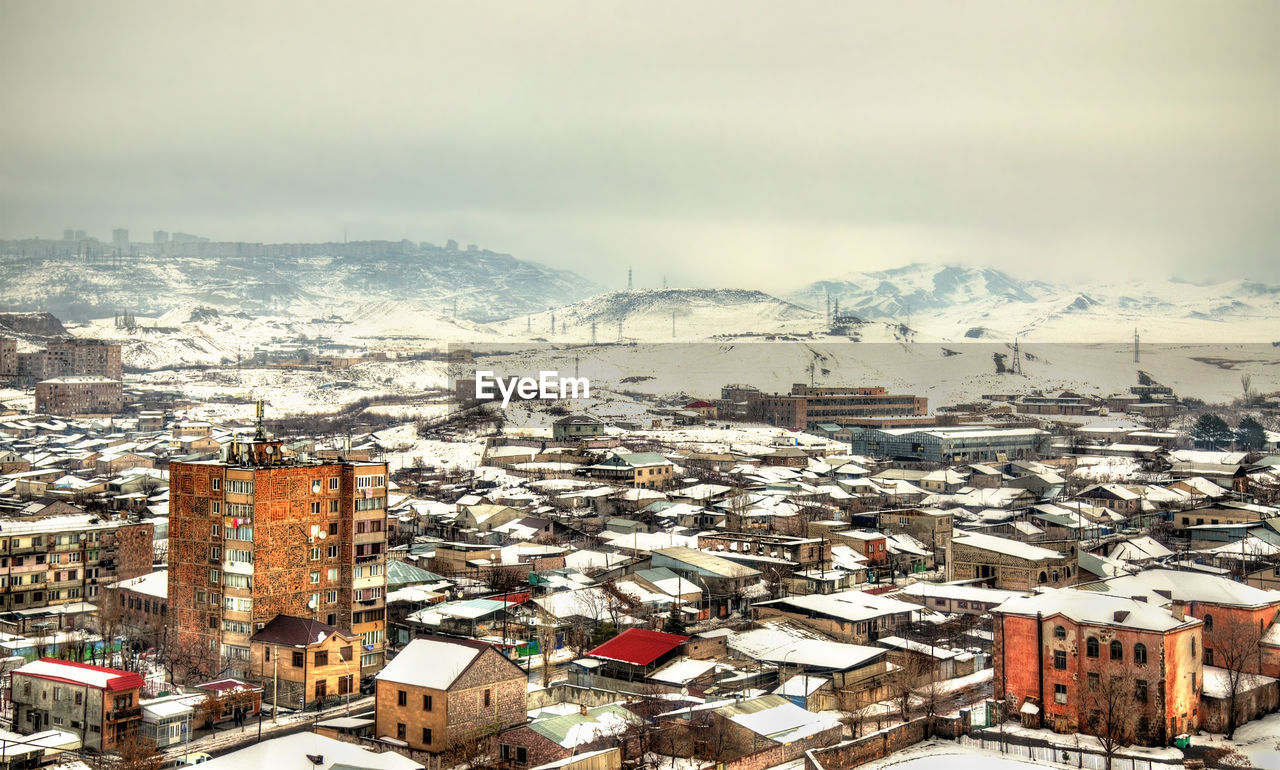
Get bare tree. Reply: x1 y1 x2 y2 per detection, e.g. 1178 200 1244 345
1083 668 1139 770
111 726 165 770
197 691 228 732
1210 615 1265 739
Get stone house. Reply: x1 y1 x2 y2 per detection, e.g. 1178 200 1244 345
950 530 1078 590
374 636 527 753
9 658 144 751
249 615 361 711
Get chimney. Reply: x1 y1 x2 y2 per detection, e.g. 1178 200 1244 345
579 704 589 716
1170 602 1185 621
306 755 324 766
1131 595 1147 603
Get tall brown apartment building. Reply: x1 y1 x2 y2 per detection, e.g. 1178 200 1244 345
748 384 928 429
14 339 122 383
0 338 16 380
35 376 124 415
168 435 388 683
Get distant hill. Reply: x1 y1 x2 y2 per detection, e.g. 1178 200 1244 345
0 241 604 324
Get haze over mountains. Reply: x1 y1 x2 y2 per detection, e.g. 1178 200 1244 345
0 243 1276 355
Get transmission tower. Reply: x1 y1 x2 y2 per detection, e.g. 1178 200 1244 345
590 321 598 344
627 267 633 291
1011 338 1023 375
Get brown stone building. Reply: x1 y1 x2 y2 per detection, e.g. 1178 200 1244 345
0 337 16 380
45 339 122 380
168 433 389 682
249 615 362 711
950 530 1077 590
374 636 527 753
35 376 124 415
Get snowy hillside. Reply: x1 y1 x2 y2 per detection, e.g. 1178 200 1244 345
789 264 1280 342
0 243 602 324
494 288 825 341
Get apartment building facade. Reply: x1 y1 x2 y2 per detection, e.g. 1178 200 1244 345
748 385 928 430
168 436 389 682
0 514 153 612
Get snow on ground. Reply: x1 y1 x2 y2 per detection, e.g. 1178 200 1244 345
1189 711 1280 769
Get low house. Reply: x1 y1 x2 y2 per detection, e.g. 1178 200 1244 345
374 636 527 753
651 546 762 618
702 695 841 763
249 615 362 711
570 628 690 692
496 705 643 768
951 530 1078 590
752 590 918 644
580 452 674 489
552 415 605 442
9 658 144 752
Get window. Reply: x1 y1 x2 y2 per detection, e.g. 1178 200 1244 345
1192 672 1197 692
329 522 339 536
1053 625 1066 640
1038 571 1048 584
484 689 491 707
330 499 339 513
423 694 433 711
397 723 406 741
1192 636 1197 658
227 479 253 494
1135 679 1148 702
212 478 221 491
53 686 63 701
312 479 322 494
356 474 385 489
327 545 338 558
309 547 320 561
329 477 340 490
1053 650 1067 670
311 502 321 514
310 571 320 584
315 679 327 698
315 651 328 666
397 690 407 706
75 692 82 705
1087 672 1099 690
1110 640 1123 661
339 675 352 695
423 728 433 745
212 501 221 515
327 568 338 581
1086 637 1099 658
326 590 338 604
209 569 220 584
341 646 353 661
1205 648 1214 666
1134 643 1147 665
211 524 221 537
292 651 304 667
1204 614 1213 631
1054 683 1067 704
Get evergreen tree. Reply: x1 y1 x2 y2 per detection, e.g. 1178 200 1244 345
1235 416 1266 451
1192 413 1232 450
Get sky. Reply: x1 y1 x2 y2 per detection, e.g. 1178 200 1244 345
1 1 1276 291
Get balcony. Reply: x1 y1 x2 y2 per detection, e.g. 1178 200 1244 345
107 707 142 721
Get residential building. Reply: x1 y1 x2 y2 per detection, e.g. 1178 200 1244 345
35 376 124 415
374 636 527 753
168 432 389 681
651 546 762 618
44 339 122 380
551 415 604 442
0 338 15 380
10 658 144 751
1 513 154 611
249 615 362 711
951 530 1077 590
579 452 674 489
752 590 918 644
992 589 1203 743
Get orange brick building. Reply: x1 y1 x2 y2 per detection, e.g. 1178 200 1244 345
168 434 389 682
993 589 1203 743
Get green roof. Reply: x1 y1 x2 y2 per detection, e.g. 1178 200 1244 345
387 560 446 587
528 704 642 746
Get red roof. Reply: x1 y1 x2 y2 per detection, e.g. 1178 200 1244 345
25 658 145 692
586 628 689 666
686 400 715 409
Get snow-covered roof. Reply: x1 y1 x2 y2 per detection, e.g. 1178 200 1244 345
952 530 1066 562
755 590 919 624
200 731 422 770
1094 569 1280 609
994 589 1197 633
375 637 489 690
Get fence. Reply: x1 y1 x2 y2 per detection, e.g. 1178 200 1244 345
957 733 1182 770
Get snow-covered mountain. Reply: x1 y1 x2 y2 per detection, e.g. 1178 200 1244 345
0 242 603 324
494 288 824 341
789 263 1280 342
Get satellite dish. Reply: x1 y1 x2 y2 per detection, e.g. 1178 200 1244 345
317 531 327 540
307 596 317 609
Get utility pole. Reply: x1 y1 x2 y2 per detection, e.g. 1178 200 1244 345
627 267 633 291
590 322 597 345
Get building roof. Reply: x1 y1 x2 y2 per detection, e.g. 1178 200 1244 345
110 569 168 599
200 731 423 770
715 695 840 743
652 546 761 578
1087 569 1280 609
952 530 1066 562
527 704 643 748
386 560 446 587
993 589 1198 633
15 658 144 692
250 615 356 647
375 636 506 690
586 628 689 666
754 590 920 624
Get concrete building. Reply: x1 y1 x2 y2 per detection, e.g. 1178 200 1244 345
374 636 527 753
580 452 674 489
10 658 144 751
44 339 122 380
748 385 928 429
168 432 389 681
752 590 919 644
35 376 124 415
993 589 1203 744
847 425 1050 464
1 513 154 611
0 338 16 380
551 415 604 442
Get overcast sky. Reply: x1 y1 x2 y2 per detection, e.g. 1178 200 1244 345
1 1 1276 290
